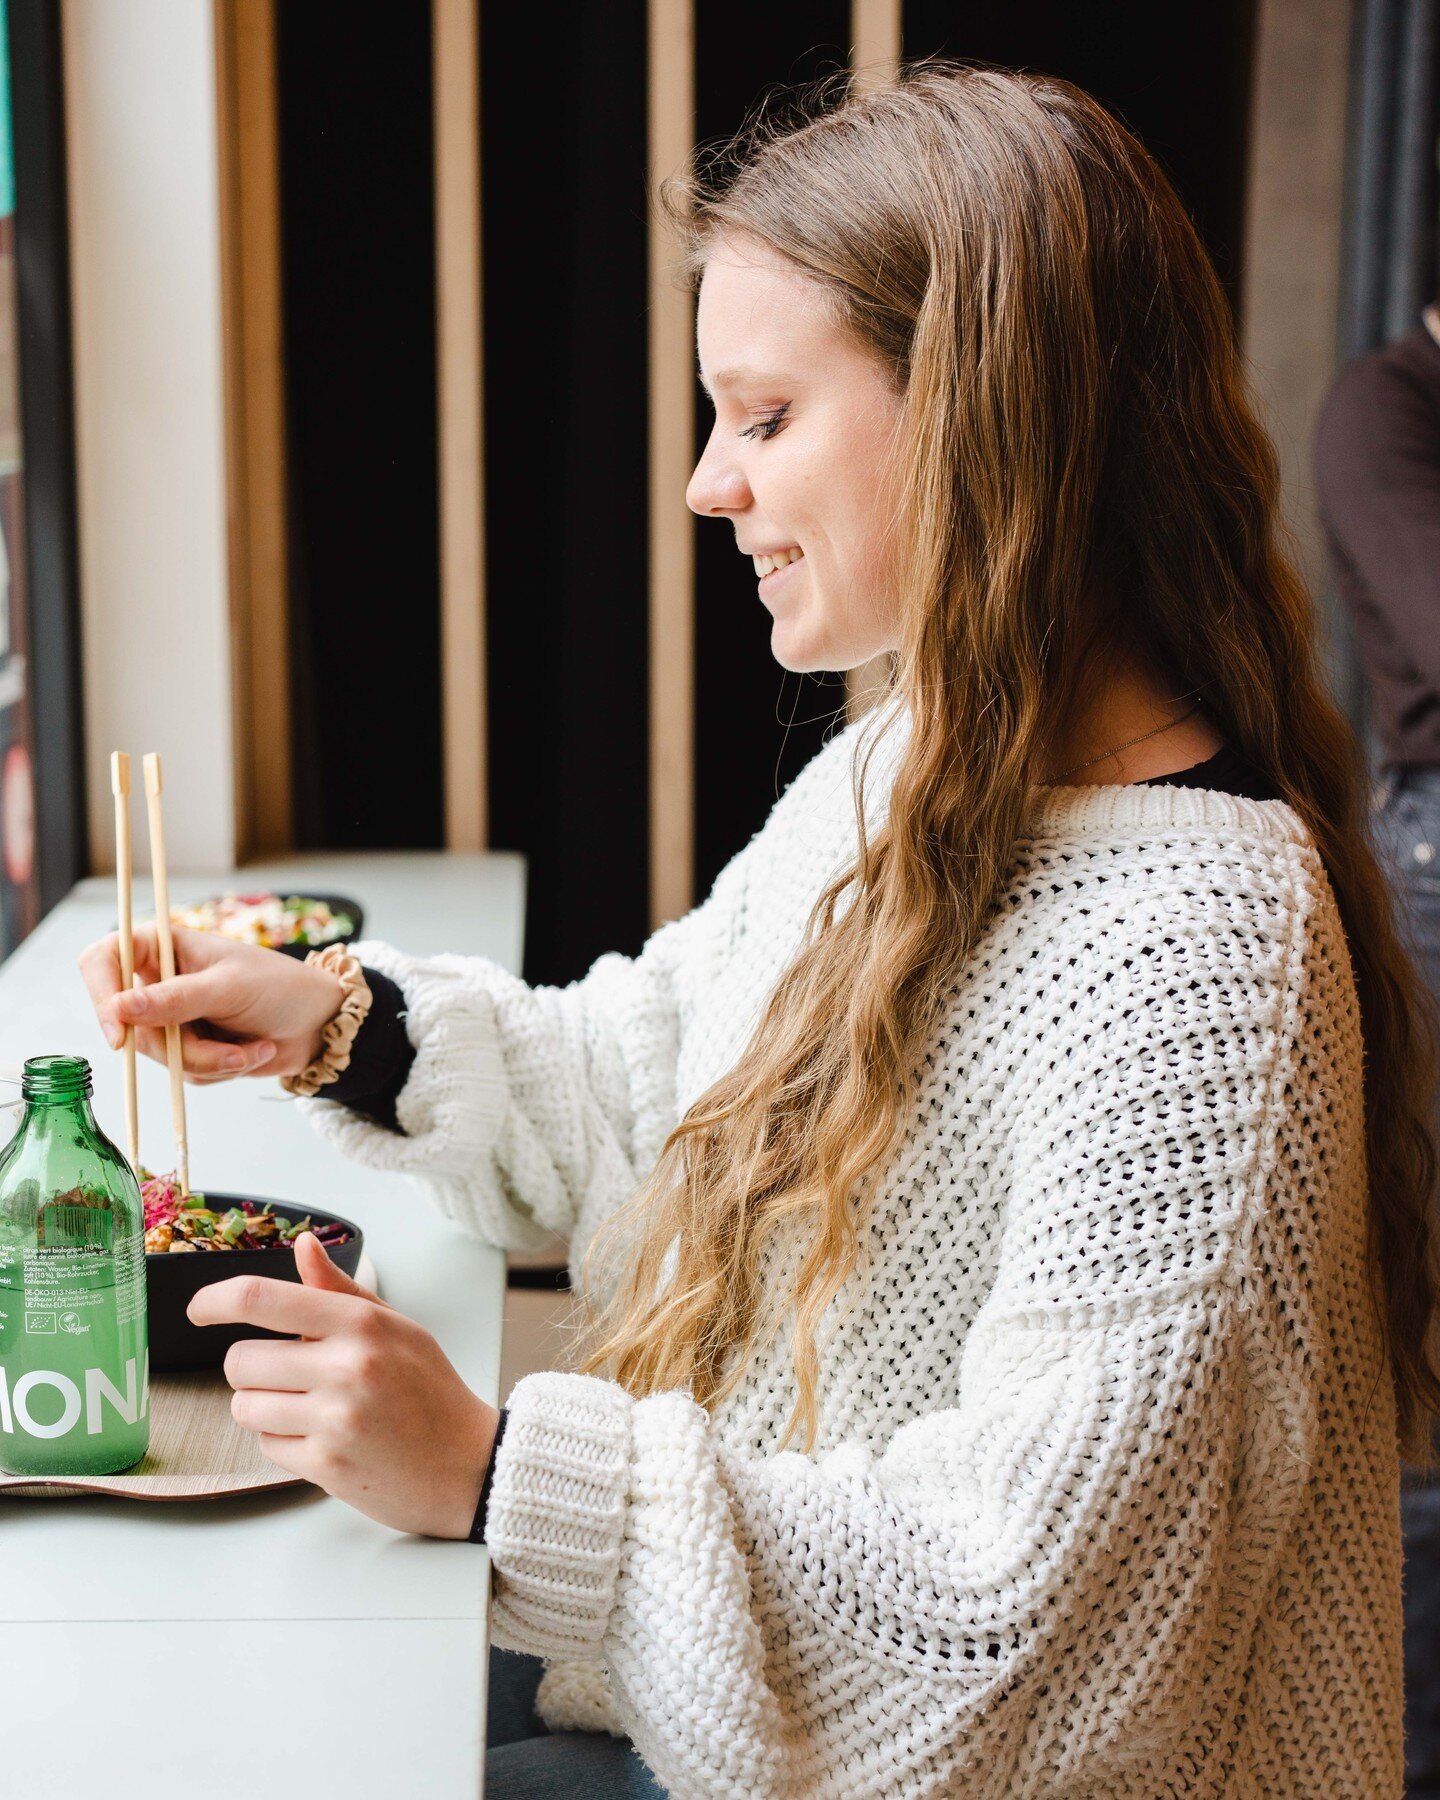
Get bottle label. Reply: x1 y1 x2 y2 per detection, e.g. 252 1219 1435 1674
16 1232 145 1336
0 1109 152 1471
0 1217 149 1448
0 1351 149 1439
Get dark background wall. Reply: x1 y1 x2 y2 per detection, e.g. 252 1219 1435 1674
690 7 853 901
479 2 651 994
277 1 1258 987
904 3 1256 309
277 3 443 853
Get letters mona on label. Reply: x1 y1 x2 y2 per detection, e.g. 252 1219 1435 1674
0 1353 150 1440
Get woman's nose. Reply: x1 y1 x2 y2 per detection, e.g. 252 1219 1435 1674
686 432 750 518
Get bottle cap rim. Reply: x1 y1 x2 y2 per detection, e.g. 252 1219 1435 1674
21 1055 93 1099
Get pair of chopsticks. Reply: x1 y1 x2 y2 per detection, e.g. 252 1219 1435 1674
110 752 188 1193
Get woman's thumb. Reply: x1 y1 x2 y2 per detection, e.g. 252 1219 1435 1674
293 1228 386 1303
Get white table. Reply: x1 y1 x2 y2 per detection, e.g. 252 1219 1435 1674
0 852 524 1799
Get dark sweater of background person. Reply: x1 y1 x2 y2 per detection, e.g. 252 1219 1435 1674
1315 321 1440 769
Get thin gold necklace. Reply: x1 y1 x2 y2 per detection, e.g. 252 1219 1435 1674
1039 697 1204 787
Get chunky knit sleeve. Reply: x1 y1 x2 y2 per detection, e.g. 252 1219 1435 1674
295 894 719 1254
294 718 880 1255
480 878 1335 1798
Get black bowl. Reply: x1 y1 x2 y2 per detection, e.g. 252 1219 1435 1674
206 891 365 959
270 892 364 958
146 1193 365 1370
122 893 365 960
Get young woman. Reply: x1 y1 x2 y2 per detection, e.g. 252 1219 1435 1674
82 62 1440 1798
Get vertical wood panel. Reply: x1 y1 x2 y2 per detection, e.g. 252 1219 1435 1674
433 0 487 850
847 0 901 721
850 0 903 86
649 0 697 927
216 0 291 859
1240 0 1357 715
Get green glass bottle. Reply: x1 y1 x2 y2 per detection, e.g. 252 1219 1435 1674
0 1054 149 1476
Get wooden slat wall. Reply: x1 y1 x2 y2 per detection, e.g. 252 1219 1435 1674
222 6 902 904
648 0 697 929
433 0 488 851
214 0 291 861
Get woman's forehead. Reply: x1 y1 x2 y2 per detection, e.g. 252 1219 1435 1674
696 247 839 379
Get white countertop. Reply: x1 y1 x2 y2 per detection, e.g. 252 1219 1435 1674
0 851 525 1799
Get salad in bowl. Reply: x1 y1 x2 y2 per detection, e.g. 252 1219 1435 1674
167 890 363 956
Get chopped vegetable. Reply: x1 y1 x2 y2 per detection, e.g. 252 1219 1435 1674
139 1168 352 1256
165 891 355 950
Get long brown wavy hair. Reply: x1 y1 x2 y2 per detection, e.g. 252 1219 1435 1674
575 59 1440 1463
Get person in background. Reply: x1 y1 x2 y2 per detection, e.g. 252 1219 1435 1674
1315 298 1440 1797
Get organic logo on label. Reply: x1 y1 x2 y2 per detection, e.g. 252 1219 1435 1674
24 1312 55 1335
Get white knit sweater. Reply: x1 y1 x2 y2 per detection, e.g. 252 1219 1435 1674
302 705 1403 1799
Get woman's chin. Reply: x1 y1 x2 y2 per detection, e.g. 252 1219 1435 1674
769 622 876 677
769 617 838 675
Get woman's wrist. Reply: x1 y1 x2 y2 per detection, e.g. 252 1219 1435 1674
281 948 375 1096
304 965 347 1062
440 1393 502 1541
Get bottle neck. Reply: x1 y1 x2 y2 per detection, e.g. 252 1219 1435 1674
22 1091 98 1132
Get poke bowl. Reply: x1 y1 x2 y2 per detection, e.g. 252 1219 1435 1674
142 1171 365 1370
169 890 365 959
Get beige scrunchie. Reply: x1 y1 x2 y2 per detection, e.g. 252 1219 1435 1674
279 944 374 1097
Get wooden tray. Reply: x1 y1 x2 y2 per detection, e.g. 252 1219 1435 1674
0 1251 378 1501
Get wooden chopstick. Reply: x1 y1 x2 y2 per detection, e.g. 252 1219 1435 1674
142 753 189 1195
109 752 140 1170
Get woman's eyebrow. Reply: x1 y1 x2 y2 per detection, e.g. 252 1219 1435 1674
697 364 793 398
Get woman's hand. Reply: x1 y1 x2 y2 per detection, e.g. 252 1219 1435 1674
191 1231 501 1539
77 923 346 1083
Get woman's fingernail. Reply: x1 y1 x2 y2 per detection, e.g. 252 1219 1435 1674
222 1050 247 1071
250 1043 276 1066
126 990 148 1017
104 1021 123 1050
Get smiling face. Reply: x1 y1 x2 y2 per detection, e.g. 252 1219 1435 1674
686 233 907 673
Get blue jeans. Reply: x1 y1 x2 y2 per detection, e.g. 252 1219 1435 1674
1374 767 1440 1797
485 1646 666 1796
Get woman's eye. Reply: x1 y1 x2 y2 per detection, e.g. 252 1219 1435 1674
739 405 790 443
